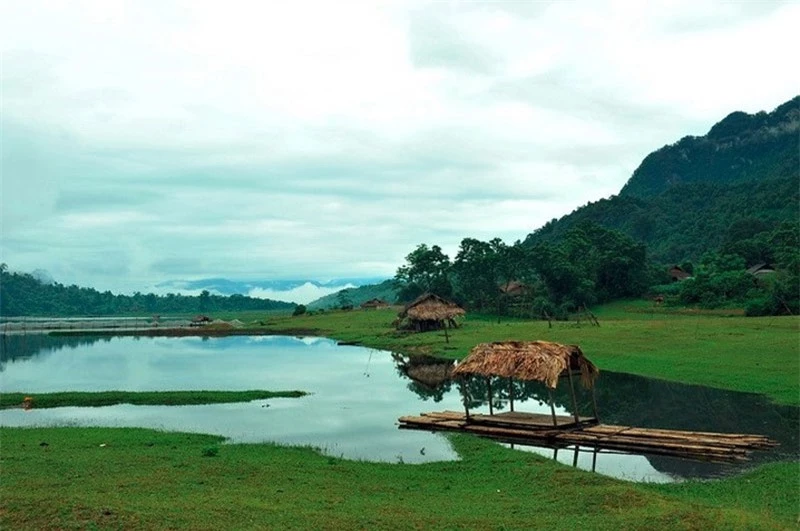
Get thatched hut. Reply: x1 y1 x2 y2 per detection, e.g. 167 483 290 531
397 293 465 333
452 341 599 426
361 298 390 310
499 280 529 298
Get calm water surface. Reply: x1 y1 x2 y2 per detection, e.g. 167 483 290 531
1 334 796 483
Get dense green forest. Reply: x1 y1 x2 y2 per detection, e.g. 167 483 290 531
0 265 295 317
389 96 799 317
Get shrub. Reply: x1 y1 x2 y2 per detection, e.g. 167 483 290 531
201 446 219 457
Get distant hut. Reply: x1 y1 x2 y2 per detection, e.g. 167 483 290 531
361 298 390 310
668 266 691 282
190 315 212 327
499 280 529 298
452 340 599 427
746 263 776 277
397 293 465 333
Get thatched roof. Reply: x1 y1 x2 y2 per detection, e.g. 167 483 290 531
746 263 775 276
361 298 389 309
399 293 465 321
668 266 691 281
499 280 529 297
452 341 599 389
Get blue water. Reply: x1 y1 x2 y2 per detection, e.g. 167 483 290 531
1 334 795 482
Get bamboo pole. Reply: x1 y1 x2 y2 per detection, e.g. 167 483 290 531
591 385 599 422
548 389 558 427
566 369 581 425
487 377 494 415
459 378 471 421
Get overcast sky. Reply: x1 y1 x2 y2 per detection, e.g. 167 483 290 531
2 0 798 294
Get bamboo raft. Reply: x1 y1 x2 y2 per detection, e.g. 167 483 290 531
398 411 778 463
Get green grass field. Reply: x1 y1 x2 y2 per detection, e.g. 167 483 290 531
2 427 798 530
2 301 798 529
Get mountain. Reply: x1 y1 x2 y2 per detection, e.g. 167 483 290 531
524 96 800 264
153 277 389 305
306 279 398 310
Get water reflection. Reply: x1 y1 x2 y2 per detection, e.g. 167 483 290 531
1 334 797 482
392 352 799 480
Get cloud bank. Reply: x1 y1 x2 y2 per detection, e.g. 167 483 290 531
2 0 798 293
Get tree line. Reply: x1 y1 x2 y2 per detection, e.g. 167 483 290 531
393 220 799 318
0 264 294 317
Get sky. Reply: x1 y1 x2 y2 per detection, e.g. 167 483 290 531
2 0 799 297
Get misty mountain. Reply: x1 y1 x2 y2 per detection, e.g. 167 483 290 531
154 277 390 305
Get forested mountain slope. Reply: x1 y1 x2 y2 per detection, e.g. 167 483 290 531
525 96 799 264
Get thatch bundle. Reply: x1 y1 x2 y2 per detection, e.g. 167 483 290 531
400 293 465 321
452 341 599 389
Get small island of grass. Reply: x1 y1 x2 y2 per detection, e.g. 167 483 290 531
1 390 307 409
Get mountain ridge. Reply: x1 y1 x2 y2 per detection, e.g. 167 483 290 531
525 96 800 264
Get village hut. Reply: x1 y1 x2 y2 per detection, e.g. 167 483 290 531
668 266 691 282
746 263 776 277
397 293 465 333
499 280 529 298
360 298 390 310
190 315 213 327
452 340 599 426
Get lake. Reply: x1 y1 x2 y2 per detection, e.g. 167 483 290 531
1 334 797 483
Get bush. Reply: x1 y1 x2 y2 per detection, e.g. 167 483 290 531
292 304 307 317
201 446 219 457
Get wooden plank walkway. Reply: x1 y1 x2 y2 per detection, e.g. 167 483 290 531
398 411 778 463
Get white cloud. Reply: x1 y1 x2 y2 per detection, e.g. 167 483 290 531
1 0 798 293
248 283 356 305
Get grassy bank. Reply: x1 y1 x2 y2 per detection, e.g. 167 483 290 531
253 303 799 405
1 427 797 530
0 390 306 409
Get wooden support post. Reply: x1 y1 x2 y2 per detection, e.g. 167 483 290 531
459 377 471 421
566 369 581 425
591 385 600 422
548 389 558 427
486 377 494 415
508 378 514 412
553 447 558 461
572 445 580 468
591 446 598 473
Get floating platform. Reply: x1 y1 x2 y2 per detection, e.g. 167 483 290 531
398 411 778 462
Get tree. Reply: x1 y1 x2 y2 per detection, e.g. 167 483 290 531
394 244 453 301
336 289 353 310
199 290 211 312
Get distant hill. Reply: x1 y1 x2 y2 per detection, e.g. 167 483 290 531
524 96 800 264
307 279 397 310
0 266 295 317
154 276 388 304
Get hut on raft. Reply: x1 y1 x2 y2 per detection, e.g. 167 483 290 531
396 293 465 333
452 340 600 427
